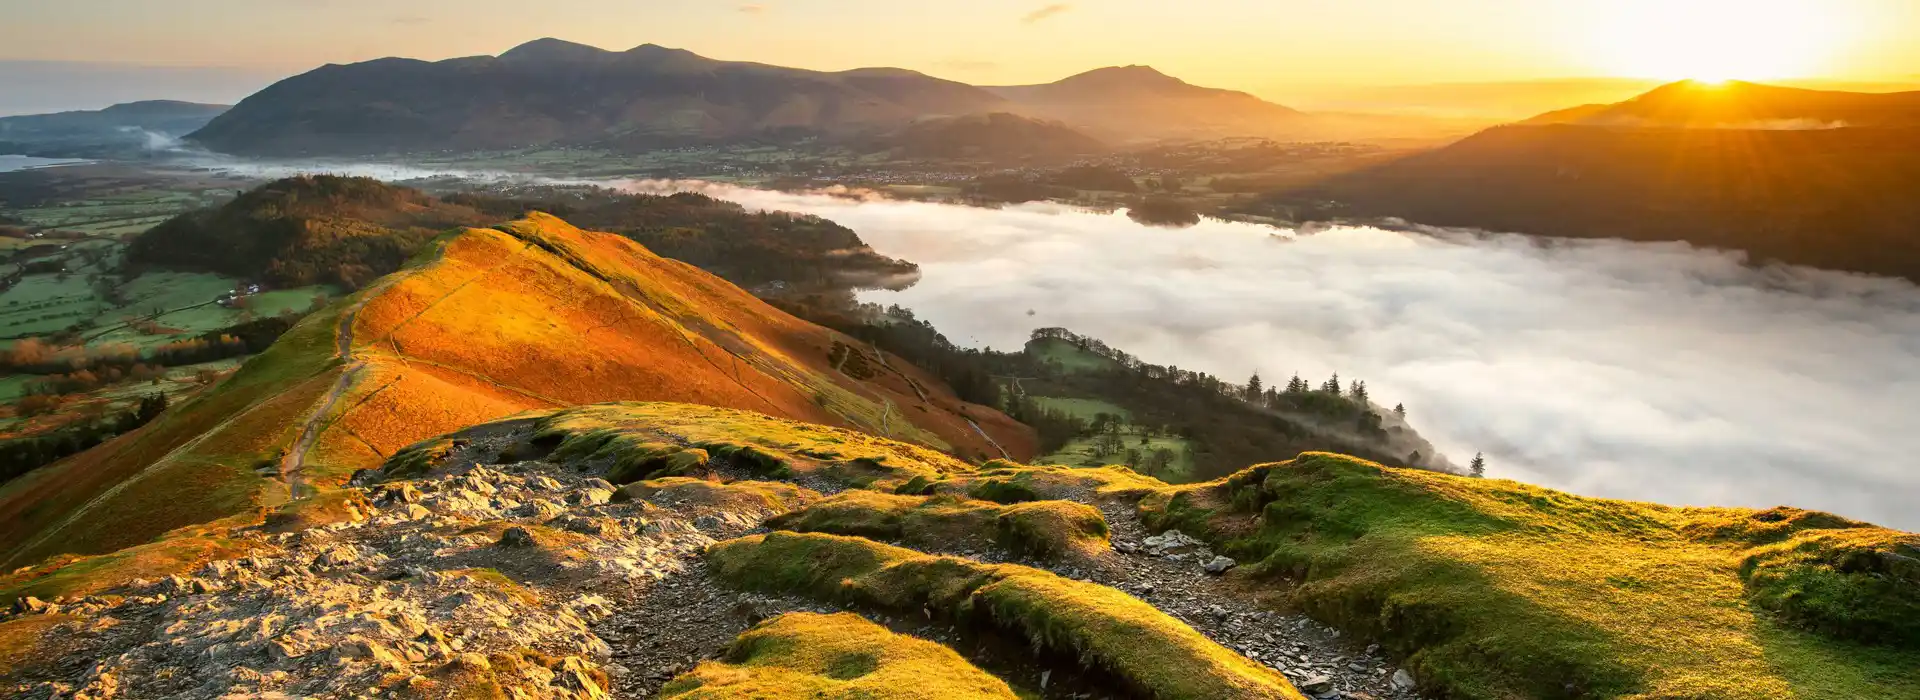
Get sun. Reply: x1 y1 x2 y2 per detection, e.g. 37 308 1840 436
1580 0 1848 82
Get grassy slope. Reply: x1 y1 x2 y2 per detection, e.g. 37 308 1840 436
709 531 1305 700
1142 452 1920 699
662 612 1020 699
1 213 1028 592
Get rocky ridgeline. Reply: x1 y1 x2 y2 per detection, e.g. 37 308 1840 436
6 428 1428 700
2 451 766 699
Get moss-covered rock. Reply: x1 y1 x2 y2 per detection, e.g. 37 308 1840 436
660 612 1019 699
768 490 1110 561
618 477 818 513
707 532 1303 700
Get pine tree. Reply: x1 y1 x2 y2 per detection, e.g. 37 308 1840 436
1245 373 1263 403
1469 452 1487 478
1394 403 1406 418
1350 380 1369 405
1286 374 1306 393
1322 372 1341 395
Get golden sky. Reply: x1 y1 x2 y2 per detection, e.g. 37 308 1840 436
3 0 1917 95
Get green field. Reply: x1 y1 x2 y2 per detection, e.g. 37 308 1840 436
1026 337 1120 373
1029 396 1130 421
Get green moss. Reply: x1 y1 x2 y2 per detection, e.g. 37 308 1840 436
524 403 967 490
769 491 1109 561
966 478 1040 505
707 532 1302 700
1739 528 1920 646
1140 452 1920 699
620 477 817 513
661 612 1018 699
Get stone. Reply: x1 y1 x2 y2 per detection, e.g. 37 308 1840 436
452 652 491 671
499 527 536 548
1203 555 1238 574
1208 604 1231 620
1298 674 1335 694
1391 668 1416 690
11 596 53 615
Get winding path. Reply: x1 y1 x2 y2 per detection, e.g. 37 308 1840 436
275 278 395 499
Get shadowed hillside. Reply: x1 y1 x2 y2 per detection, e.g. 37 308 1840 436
872 112 1106 161
187 39 1013 156
127 175 492 288
0 212 1031 569
987 65 1308 141
1274 123 1920 281
0 101 227 157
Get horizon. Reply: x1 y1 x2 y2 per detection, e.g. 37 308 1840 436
5 0 1919 115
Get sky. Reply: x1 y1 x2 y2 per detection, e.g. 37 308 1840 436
3 0 1917 103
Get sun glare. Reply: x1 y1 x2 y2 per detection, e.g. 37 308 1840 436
1582 0 1848 82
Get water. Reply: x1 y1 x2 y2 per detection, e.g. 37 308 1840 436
0 155 90 173
689 185 1920 531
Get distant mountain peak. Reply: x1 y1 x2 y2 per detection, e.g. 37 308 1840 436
499 37 612 62
1058 65 1187 88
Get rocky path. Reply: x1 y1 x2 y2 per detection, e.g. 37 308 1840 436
5 430 1424 700
1076 498 1421 700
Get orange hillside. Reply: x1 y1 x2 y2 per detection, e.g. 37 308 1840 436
0 213 1032 570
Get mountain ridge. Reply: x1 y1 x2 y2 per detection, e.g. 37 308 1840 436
185 39 1317 155
0 211 1032 569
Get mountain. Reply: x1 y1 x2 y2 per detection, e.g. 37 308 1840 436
188 39 1013 156
987 65 1309 140
0 101 227 157
873 112 1106 160
1524 79 1920 128
1273 84 1920 281
127 175 493 288
0 211 1032 570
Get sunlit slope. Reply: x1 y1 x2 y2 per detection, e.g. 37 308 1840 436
1143 453 1920 699
410 403 1917 699
0 212 1029 569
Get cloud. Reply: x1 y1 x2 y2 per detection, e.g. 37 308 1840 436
1021 4 1073 24
159 153 1920 532
737 3 767 14
672 186 1920 532
389 15 430 25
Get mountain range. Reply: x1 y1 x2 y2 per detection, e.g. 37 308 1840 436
185 39 1335 156
0 100 227 157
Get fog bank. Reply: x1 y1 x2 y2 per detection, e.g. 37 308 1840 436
688 186 1920 530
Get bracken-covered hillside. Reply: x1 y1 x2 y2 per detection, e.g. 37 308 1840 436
0 212 1030 573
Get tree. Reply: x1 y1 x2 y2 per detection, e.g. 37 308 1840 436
1394 403 1406 418
1469 452 1487 478
1322 372 1341 395
1349 380 1369 405
1286 374 1307 394
1245 373 1263 403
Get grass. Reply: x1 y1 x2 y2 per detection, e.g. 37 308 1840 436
1139 452 1920 699
1028 396 1129 421
707 531 1303 700
1024 338 1118 374
661 612 1020 699
521 402 974 490
768 490 1110 561
620 476 819 513
1023 396 1196 482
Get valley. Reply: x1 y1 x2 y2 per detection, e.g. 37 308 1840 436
1 18 1919 700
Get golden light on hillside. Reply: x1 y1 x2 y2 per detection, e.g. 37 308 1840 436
1580 0 1849 82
